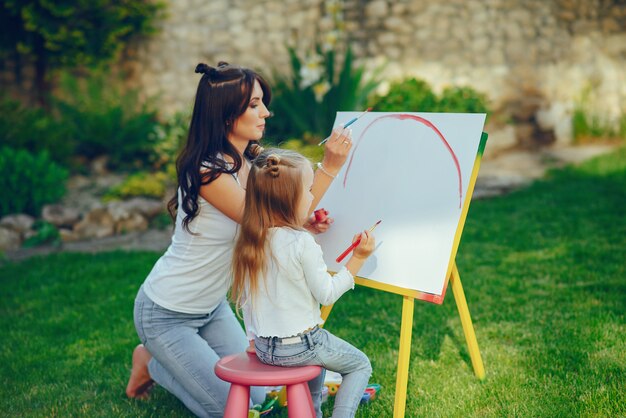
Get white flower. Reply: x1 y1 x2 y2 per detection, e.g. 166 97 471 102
313 80 331 102
299 54 324 89
322 30 340 52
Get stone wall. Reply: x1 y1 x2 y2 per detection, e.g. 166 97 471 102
5 0 626 144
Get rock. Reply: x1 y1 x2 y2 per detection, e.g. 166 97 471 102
90 155 110 175
507 92 545 123
514 123 537 147
66 175 90 190
115 213 149 234
23 229 37 241
41 204 81 228
59 228 80 243
106 201 133 223
121 197 164 219
0 214 35 234
536 102 573 146
73 208 115 239
106 198 163 223
365 1 388 18
483 125 517 158
0 227 22 251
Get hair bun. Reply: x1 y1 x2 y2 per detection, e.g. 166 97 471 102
248 143 265 158
196 63 220 77
195 63 210 74
265 154 281 178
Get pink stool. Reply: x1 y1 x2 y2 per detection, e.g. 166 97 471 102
215 348 321 418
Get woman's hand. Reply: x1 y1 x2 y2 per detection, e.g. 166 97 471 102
320 126 353 175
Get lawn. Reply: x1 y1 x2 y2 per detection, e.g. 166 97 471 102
1 147 625 417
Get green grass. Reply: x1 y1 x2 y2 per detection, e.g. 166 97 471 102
2 147 625 417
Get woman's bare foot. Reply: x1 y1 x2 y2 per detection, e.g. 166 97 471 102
126 344 154 399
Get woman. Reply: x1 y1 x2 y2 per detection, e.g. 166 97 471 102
125 62 353 417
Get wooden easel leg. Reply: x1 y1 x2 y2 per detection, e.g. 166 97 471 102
393 296 414 418
450 263 485 379
320 304 334 326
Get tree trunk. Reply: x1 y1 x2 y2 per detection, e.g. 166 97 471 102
33 37 48 109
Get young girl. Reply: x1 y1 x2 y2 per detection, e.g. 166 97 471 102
232 148 375 418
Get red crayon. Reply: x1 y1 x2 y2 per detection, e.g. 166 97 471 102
335 220 381 263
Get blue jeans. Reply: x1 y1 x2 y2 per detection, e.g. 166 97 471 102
133 287 264 417
254 327 372 418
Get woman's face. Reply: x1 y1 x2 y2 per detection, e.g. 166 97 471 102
297 164 315 224
229 80 270 145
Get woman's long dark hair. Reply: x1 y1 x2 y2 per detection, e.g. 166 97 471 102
168 61 271 232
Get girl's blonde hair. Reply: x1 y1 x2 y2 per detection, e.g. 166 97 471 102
231 148 311 309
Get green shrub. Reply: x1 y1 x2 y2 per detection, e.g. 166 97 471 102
573 107 626 142
370 78 490 114
279 138 325 162
150 212 173 230
370 78 438 112
104 171 170 201
152 111 189 171
53 71 161 169
437 86 489 113
22 221 61 248
0 97 74 166
0 147 68 217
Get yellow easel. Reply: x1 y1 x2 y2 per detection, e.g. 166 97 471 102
321 133 489 418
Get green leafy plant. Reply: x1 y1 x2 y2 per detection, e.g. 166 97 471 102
0 97 74 166
0 147 68 217
104 171 170 201
572 107 626 142
437 86 489 113
370 78 490 114
149 212 173 230
571 85 626 142
370 78 438 112
151 111 189 171
53 71 161 169
22 220 60 248
269 46 381 143
279 138 325 162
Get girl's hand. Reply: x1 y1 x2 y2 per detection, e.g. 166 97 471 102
321 126 353 175
352 231 375 259
304 214 334 234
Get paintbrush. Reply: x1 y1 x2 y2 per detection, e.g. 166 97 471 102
318 108 372 146
335 220 381 263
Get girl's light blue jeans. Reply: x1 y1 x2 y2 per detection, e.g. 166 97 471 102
254 326 372 418
133 287 264 417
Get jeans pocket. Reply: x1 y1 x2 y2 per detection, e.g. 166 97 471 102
272 347 317 367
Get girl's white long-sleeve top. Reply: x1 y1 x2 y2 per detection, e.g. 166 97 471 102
242 227 354 339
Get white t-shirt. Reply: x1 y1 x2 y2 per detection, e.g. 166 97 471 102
242 227 354 338
142 161 244 314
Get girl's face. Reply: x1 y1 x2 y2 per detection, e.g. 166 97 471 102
297 164 315 224
229 80 270 145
